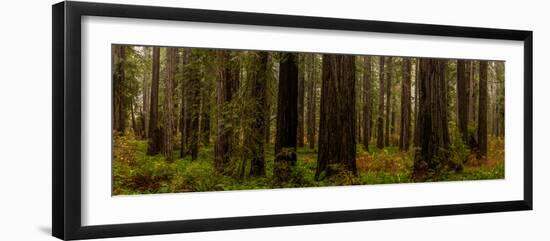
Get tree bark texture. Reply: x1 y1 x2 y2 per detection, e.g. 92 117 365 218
385 57 393 146
248 51 269 177
147 47 161 155
316 54 357 180
362 56 372 151
162 48 176 161
399 58 412 151
413 59 450 180
376 56 385 149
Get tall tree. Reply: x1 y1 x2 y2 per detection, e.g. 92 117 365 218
141 48 151 139
162 48 176 161
376 56 385 149
495 62 505 137
316 54 357 179
478 61 488 158
112 45 127 134
456 60 471 143
469 62 477 123
306 54 317 149
362 56 372 151
214 50 239 172
413 59 450 180
414 59 420 146
180 49 188 158
297 54 306 147
399 58 412 151
274 53 299 182
200 57 213 146
147 47 161 155
248 51 269 177
185 50 202 161
384 57 393 146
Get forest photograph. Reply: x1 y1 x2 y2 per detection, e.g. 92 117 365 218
112 45 505 195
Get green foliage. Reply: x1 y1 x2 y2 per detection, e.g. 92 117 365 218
113 137 504 195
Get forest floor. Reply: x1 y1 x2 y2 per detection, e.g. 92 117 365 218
113 136 504 195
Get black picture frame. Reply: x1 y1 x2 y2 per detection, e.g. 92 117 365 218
52 1 533 240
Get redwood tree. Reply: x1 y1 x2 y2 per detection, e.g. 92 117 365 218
376 56 385 149
185 50 202 161
413 59 450 180
162 48 176 161
248 51 269 177
112 45 127 134
385 57 393 146
306 54 317 150
457 60 471 143
274 53 298 182
316 54 357 179
362 56 372 151
478 61 488 158
399 57 412 151
147 47 161 155
297 55 305 148
214 50 239 172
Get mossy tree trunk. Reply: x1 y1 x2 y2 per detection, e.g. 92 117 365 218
214 50 239 173
248 51 269 177
185 50 202 161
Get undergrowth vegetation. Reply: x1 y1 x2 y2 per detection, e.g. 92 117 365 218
113 134 504 195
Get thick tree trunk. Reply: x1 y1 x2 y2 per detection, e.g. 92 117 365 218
214 50 239 173
362 56 372 151
399 58 412 151
316 54 357 179
478 61 488 158
162 48 176 161
384 57 393 146
376 56 385 149
147 47 161 155
274 53 299 182
112 46 127 134
457 60 471 143
248 51 269 177
413 59 450 180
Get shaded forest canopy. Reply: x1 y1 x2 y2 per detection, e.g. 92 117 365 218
112 45 505 195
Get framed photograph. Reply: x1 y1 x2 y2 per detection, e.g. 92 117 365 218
52 1 533 240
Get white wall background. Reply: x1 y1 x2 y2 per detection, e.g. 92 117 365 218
0 0 547 240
